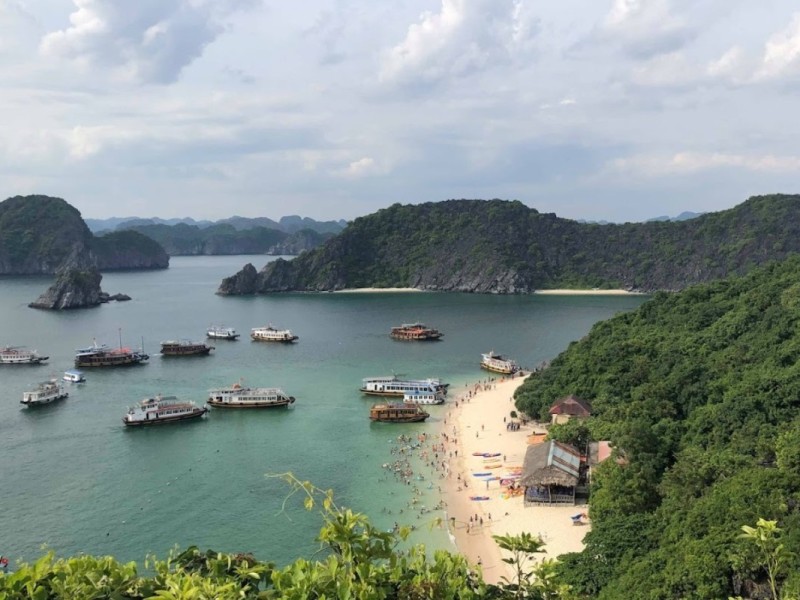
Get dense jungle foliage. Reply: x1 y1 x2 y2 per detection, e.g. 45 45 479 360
515 257 800 598
246 194 800 293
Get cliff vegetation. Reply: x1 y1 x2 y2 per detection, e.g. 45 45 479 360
515 257 800 598
0 195 168 274
218 194 800 294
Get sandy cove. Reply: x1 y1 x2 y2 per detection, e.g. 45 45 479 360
440 376 589 585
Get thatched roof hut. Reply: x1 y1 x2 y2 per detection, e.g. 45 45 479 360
520 441 581 504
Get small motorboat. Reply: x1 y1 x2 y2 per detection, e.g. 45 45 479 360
63 370 86 383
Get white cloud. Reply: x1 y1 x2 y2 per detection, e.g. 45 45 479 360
39 0 254 84
379 0 536 89
612 151 800 176
337 156 384 179
756 12 800 81
600 0 694 58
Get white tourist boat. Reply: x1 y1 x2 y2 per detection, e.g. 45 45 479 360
123 395 207 426
403 390 446 405
480 351 519 374
250 325 298 343
21 379 68 406
207 382 295 408
1 346 48 365
360 376 448 397
207 326 240 340
63 370 86 383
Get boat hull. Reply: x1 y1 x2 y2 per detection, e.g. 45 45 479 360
389 333 443 341
207 333 239 340
21 392 68 406
75 356 148 367
123 408 207 426
251 336 298 343
480 363 517 374
369 414 429 423
161 347 213 356
207 397 295 409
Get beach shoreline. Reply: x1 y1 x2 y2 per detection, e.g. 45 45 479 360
439 375 590 584
332 287 423 293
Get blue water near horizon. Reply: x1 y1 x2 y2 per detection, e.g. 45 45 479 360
0 256 648 565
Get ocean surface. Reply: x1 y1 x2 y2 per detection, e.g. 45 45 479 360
0 256 648 565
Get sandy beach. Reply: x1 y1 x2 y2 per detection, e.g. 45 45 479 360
333 287 423 293
440 376 590 584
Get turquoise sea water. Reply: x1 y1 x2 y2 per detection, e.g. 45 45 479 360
0 256 647 565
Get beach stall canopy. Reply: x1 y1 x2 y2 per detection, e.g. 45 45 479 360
548 395 592 425
520 440 581 505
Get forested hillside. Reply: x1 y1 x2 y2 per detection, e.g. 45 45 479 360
122 223 332 256
515 258 800 598
218 194 800 294
0 195 167 274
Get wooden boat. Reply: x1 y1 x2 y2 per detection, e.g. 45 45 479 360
369 403 429 423
75 340 148 368
21 379 68 406
251 325 298 343
480 351 519 374
390 323 443 341
123 395 207 426
160 340 214 356
207 382 295 409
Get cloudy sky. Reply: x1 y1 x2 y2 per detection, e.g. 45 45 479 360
1 0 799 222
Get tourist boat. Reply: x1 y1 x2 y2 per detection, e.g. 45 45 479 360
63 370 86 383
0 346 48 365
360 376 448 397
480 351 519 374
123 395 208 426
403 390 445 405
250 325 298 343
390 323 443 341
160 340 214 356
21 379 68 406
74 341 149 368
207 326 240 340
369 403 430 423
207 382 295 409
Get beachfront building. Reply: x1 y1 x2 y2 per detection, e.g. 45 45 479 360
548 395 592 425
519 440 581 505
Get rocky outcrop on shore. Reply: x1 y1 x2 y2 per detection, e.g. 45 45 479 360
217 263 260 295
29 266 105 310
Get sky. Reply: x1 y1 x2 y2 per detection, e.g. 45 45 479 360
1 0 800 222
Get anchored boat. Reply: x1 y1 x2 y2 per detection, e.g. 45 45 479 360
390 323 443 341
75 338 148 368
207 326 240 340
360 376 448 397
21 379 68 406
63 370 86 383
0 346 48 365
480 351 519 374
208 382 295 408
123 395 207 426
403 390 446 405
251 325 298 343
160 340 214 356
369 403 430 423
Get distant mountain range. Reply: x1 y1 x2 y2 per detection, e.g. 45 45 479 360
217 195 800 295
577 211 705 225
85 215 347 235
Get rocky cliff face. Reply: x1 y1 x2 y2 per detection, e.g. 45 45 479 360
29 266 105 310
217 195 800 295
217 263 260 295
